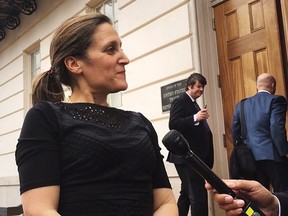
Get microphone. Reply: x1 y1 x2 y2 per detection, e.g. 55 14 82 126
162 129 266 216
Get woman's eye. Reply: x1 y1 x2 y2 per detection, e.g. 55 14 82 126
106 46 116 54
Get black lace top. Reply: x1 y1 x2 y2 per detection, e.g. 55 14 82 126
16 101 171 216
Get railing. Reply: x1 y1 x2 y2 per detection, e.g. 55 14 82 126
0 205 23 216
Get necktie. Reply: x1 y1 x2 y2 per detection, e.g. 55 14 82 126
193 101 201 111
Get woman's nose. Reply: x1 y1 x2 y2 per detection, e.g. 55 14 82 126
119 51 130 65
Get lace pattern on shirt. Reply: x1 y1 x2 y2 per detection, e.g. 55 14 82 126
57 102 125 129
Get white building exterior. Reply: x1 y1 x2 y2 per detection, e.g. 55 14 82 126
0 0 228 215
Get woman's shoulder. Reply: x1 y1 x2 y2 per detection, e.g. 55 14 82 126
33 100 55 109
20 101 60 137
126 110 149 124
28 101 60 122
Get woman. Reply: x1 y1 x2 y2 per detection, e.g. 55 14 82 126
16 13 177 216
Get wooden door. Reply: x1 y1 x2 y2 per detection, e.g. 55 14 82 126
213 0 287 166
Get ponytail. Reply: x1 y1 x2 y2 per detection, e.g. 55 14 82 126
32 69 64 105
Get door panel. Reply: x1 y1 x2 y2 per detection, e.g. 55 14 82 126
280 0 288 97
213 0 287 166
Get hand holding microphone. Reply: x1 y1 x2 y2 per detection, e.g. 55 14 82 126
162 130 266 216
205 180 280 216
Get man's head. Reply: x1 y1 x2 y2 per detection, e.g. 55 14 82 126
256 73 276 95
185 73 207 100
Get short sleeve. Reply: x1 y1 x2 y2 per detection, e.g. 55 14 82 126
140 113 171 189
15 101 61 194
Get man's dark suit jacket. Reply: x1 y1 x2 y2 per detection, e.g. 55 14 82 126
275 192 288 215
167 93 214 168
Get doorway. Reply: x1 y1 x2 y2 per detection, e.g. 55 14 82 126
213 0 288 164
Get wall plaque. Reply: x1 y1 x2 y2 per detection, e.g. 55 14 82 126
161 79 186 113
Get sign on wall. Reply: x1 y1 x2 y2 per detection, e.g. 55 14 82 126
161 79 186 113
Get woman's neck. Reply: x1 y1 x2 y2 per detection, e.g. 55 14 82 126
67 93 108 106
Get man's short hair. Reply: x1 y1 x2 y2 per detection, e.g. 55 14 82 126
185 73 207 90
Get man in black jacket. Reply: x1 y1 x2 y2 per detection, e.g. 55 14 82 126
167 73 214 216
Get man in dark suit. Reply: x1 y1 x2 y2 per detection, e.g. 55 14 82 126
232 73 288 192
167 73 214 216
205 179 288 216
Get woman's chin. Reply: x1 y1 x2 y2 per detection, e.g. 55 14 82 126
112 84 128 93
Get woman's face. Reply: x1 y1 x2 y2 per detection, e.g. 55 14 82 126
78 23 129 94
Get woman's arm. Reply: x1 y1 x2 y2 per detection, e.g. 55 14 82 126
153 188 178 216
22 185 60 216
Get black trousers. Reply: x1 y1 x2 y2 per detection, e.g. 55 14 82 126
174 163 208 216
256 160 288 192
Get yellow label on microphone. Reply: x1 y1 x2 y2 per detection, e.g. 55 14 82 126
245 207 254 216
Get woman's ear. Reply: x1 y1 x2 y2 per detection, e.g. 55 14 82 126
64 56 82 74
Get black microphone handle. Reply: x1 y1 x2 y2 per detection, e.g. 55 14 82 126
162 129 266 216
184 150 266 216
185 151 236 197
